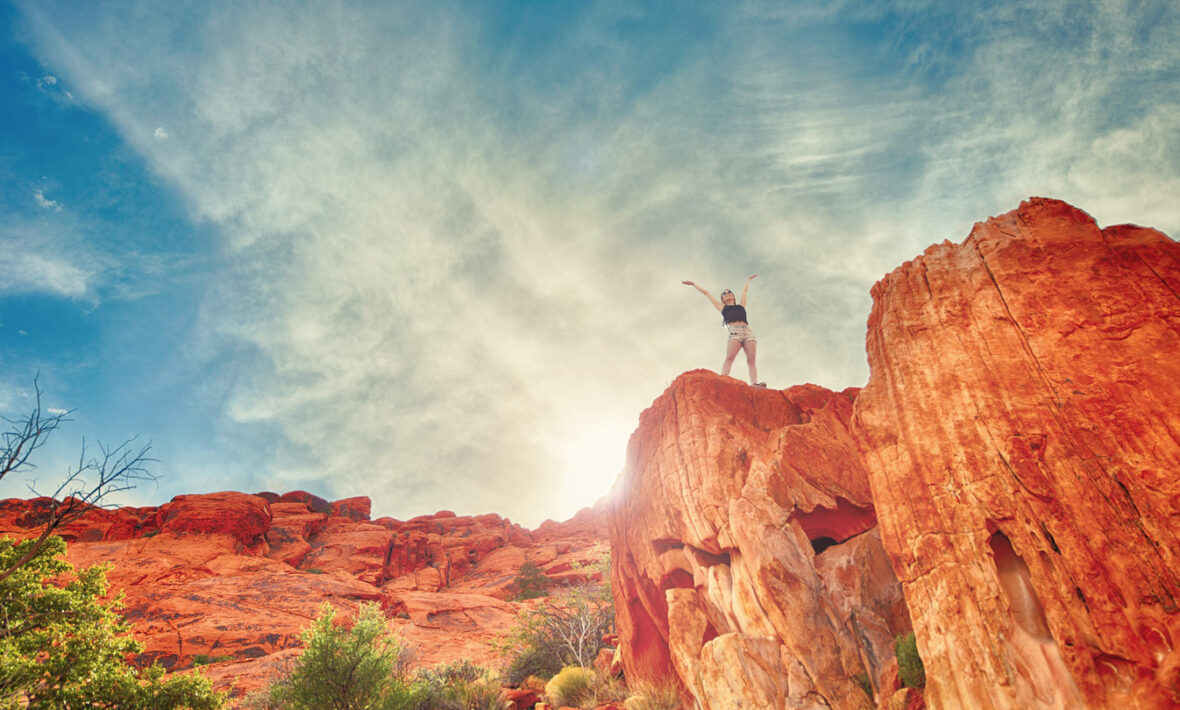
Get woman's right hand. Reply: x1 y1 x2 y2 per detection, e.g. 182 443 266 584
682 280 695 286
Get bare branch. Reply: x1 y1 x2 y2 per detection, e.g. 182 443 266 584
0 378 157 582
0 375 73 482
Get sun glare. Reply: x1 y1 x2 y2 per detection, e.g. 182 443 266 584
554 421 631 519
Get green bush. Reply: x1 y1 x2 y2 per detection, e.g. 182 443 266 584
500 637 565 686
895 632 925 689
416 659 485 687
267 602 422 710
545 666 593 708
239 689 283 710
412 660 506 710
0 535 224 709
192 654 234 666
509 561 551 601
255 610 513 710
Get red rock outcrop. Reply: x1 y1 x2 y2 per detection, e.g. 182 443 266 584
0 492 608 705
854 198 1180 709
609 371 911 709
610 198 1179 709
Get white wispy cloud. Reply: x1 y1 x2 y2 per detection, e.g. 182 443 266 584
0 222 94 299
15 0 1179 524
33 190 62 212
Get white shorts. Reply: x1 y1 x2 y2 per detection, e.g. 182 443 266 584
726 323 756 344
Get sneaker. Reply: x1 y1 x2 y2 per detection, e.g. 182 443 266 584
754 382 767 388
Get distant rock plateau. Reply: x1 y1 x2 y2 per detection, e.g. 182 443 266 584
0 490 608 704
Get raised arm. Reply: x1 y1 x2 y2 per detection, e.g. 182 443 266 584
683 280 724 311
740 274 758 307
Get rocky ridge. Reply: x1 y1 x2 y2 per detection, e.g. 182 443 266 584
0 490 608 704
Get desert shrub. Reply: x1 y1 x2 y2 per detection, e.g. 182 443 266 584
497 546 614 685
267 602 422 710
895 632 925 688
192 654 234 666
624 678 683 710
239 689 284 710
585 672 629 708
412 661 505 710
499 631 565 685
545 666 594 708
413 679 504 710
417 659 485 686
509 561 551 601
0 535 224 709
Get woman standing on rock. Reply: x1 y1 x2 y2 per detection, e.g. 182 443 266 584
683 274 765 387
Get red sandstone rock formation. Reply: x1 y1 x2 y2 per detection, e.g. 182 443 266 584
0 492 608 705
609 198 1179 710
609 371 911 709
855 198 1180 709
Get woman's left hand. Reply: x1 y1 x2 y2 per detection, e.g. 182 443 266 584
748 274 759 280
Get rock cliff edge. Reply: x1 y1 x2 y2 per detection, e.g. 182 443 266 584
610 198 1180 710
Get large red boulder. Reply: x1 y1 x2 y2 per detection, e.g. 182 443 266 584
854 197 1180 709
330 496 371 521
264 502 328 567
160 492 272 553
609 371 907 709
299 521 395 585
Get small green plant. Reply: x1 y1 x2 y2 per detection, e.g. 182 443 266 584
509 560 552 600
545 665 593 708
854 670 872 698
305 567 325 574
895 632 926 688
193 653 235 666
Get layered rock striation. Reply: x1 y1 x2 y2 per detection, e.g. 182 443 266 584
0 491 608 703
611 198 1180 709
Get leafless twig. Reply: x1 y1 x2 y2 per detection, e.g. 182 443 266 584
0 377 156 582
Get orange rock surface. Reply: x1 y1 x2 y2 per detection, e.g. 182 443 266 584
609 199 1179 709
609 371 910 709
0 492 608 705
854 198 1180 709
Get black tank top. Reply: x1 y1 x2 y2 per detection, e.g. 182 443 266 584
722 304 748 324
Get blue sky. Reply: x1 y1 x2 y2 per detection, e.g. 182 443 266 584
2 0 1177 527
